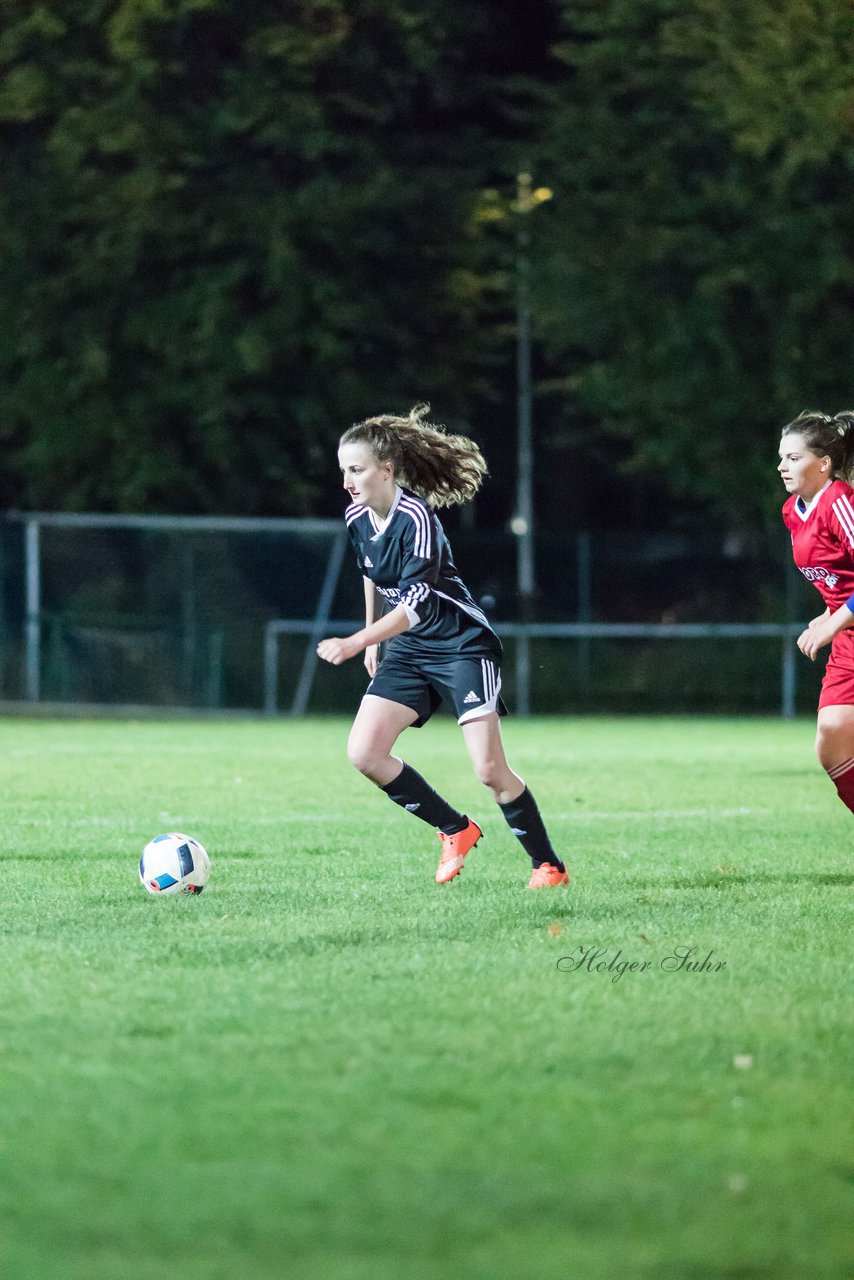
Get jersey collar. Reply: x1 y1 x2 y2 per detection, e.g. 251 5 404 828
368 484 403 537
794 479 832 521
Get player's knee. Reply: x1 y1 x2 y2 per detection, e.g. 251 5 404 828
815 724 847 771
472 756 502 792
347 748 375 778
346 737 376 777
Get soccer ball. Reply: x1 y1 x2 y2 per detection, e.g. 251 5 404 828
139 832 210 895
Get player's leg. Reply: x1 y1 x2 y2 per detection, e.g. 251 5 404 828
348 695 473 872
815 703 854 816
458 710 524 803
460 711 567 886
347 693 419 786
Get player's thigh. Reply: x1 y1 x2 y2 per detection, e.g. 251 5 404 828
815 703 854 769
348 693 419 764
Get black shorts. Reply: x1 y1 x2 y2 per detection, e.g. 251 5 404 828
365 647 508 728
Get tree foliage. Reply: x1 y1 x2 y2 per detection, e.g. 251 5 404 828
0 0 519 512
0 0 852 526
534 0 854 526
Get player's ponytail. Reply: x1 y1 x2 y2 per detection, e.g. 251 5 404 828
833 411 854 480
340 405 488 507
782 409 854 482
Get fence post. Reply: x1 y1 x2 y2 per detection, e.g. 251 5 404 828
24 517 41 701
263 623 279 715
207 630 224 708
181 540 197 702
577 530 592 702
290 528 348 716
516 628 531 716
782 560 799 719
781 628 797 719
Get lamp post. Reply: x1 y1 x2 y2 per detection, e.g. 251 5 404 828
513 172 552 613
514 175 534 611
513 173 552 714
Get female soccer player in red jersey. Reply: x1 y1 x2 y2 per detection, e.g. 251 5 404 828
779 409 854 814
316 405 567 888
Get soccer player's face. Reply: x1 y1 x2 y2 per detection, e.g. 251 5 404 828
778 433 830 502
339 442 394 513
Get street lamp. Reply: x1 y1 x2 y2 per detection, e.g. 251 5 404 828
513 172 552 716
514 172 552 614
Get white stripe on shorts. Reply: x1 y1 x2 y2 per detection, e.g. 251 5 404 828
458 658 502 724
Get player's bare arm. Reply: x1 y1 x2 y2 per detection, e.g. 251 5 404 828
317 602 411 666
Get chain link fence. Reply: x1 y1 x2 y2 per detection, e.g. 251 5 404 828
0 512 821 714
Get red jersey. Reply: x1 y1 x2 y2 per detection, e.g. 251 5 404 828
782 478 854 612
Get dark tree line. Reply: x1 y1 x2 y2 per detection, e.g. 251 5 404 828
0 0 852 529
535 0 854 530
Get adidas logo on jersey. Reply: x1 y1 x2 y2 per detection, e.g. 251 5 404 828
463 690 480 704
364 555 373 567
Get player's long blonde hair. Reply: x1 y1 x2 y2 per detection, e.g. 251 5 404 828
782 410 854 481
340 405 487 507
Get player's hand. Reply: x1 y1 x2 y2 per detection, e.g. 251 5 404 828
798 623 832 660
364 644 379 677
317 636 358 665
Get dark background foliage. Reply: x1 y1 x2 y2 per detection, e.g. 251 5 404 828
0 0 852 530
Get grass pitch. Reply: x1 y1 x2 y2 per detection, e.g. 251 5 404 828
0 715 851 1280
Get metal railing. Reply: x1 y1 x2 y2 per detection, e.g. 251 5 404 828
5 510 343 703
2 511 808 714
263 619 806 718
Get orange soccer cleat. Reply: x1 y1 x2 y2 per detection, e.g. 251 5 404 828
435 819 483 883
527 863 569 889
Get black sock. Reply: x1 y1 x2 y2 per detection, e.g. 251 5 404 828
380 763 468 834
499 786 564 870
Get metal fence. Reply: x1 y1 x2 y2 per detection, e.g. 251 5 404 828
1 511 348 708
262 618 806 718
0 511 820 716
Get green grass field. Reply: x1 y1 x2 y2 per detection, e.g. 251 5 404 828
0 715 851 1280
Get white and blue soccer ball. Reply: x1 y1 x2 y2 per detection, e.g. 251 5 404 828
139 832 210 895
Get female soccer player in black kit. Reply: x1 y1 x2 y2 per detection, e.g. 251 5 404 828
317 406 567 888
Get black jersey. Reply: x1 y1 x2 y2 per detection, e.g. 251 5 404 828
345 486 500 657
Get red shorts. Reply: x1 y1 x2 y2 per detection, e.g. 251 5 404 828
818 629 854 708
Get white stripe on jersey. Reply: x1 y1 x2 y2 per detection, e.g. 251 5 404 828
401 581 430 609
832 495 854 550
345 503 368 526
400 580 430 626
432 587 491 630
398 496 432 560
